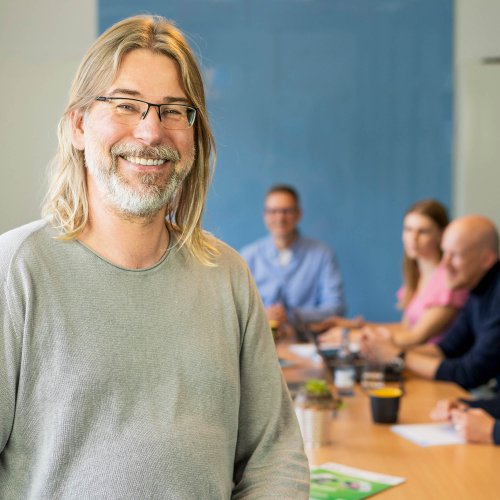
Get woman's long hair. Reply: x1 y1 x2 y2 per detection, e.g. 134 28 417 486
399 199 449 309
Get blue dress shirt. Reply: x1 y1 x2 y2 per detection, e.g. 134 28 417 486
240 234 345 324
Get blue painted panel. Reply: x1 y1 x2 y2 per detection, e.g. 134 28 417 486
99 0 453 321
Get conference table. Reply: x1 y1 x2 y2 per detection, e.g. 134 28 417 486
278 342 500 499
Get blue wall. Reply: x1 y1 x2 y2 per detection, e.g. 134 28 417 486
100 0 453 321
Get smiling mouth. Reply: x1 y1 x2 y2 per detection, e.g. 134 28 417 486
122 156 168 166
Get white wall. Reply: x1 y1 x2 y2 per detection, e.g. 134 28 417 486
454 0 500 228
0 0 96 234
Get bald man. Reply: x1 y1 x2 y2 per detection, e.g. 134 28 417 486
362 215 500 391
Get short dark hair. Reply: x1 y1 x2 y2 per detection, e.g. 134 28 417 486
265 185 300 206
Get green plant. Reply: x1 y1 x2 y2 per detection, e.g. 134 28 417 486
304 379 332 397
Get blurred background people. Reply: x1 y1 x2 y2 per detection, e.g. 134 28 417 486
362 215 500 392
431 396 500 445
241 185 345 339
316 199 467 348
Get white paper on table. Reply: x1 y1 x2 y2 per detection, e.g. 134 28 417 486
288 343 323 362
391 423 466 447
288 342 358 361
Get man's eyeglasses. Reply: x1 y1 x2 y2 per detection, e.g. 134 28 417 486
264 208 298 216
95 96 197 130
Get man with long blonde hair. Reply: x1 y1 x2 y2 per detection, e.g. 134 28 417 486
0 15 309 498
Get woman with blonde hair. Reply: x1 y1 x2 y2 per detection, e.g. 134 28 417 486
317 199 468 348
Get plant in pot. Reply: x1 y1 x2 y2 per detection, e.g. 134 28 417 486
294 379 341 448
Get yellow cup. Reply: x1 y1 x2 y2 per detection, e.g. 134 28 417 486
369 387 402 423
369 388 402 398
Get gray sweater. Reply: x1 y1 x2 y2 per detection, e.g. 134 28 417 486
0 221 309 499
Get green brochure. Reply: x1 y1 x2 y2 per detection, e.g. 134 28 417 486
310 462 405 499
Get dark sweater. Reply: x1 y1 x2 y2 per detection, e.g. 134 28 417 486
436 261 500 390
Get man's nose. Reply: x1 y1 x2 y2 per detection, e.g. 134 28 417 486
134 106 165 145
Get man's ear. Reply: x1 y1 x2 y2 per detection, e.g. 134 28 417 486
483 249 498 271
70 109 86 151
297 207 303 223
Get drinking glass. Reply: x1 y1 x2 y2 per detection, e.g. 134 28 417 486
361 362 385 391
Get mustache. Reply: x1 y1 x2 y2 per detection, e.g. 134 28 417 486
111 144 181 163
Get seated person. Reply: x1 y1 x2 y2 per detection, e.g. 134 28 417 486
240 185 345 335
315 199 468 348
431 396 500 445
361 215 500 392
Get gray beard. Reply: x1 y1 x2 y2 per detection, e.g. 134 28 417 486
85 143 194 218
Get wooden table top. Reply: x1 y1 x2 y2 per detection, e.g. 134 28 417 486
279 342 500 499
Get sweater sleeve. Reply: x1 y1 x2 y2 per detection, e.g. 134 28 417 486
437 307 474 358
465 396 500 419
0 223 44 455
436 306 500 389
493 422 500 445
0 274 22 454
231 270 309 499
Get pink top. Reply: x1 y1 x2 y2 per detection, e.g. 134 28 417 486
397 263 469 344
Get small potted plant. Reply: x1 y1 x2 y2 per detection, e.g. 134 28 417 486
294 379 340 448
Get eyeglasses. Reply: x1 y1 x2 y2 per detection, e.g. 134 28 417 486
264 207 298 216
95 96 197 130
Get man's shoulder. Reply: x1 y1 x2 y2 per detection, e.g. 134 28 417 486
239 236 271 259
0 220 48 273
486 262 500 309
296 235 335 255
491 261 500 288
202 233 249 271
474 261 500 302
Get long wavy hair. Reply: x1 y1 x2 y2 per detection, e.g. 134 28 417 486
42 15 218 265
399 199 449 309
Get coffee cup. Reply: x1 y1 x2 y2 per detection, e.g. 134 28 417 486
369 387 402 424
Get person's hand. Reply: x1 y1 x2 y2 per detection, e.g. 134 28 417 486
309 315 364 333
360 326 399 364
319 327 363 349
266 304 288 326
318 326 343 344
430 399 468 421
451 408 495 444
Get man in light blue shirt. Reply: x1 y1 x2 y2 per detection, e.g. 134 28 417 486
241 185 345 336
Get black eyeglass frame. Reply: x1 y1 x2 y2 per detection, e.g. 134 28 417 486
95 96 197 128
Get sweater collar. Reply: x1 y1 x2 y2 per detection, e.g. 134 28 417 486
471 260 500 296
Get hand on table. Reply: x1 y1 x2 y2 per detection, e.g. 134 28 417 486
319 327 363 347
318 326 343 344
430 398 468 422
309 315 364 333
360 326 399 364
431 399 495 444
451 408 495 444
